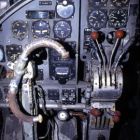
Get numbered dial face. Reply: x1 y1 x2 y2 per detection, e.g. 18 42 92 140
109 9 128 28
56 3 75 19
92 0 108 7
88 10 107 30
32 20 50 38
12 20 27 40
53 21 72 39
111 0 129 7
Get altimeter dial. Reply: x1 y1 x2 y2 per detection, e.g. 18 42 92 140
53 20 72 39
88 10 107 30
109 9 128 28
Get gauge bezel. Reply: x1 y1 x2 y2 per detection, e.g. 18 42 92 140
111 0 130 7
53 20 72 39
56 2 75 19
31 20 50 38
11 20 28 40
91 0 108 7
88 9 108 30
108 9 128 29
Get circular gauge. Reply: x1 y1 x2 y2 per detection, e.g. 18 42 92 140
92 0 108 7
111 0 129 7
88 10 107 30
53 20 72 39
56 3 74 19
32 20 50 38
12 20 28 40
109 9 128 28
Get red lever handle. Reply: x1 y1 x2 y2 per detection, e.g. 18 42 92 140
115 30 125 39
91 31 99 40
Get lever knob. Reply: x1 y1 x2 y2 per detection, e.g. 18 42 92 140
115 30 125 39
112 111 121 123
91 31 99 40
90 108 102 117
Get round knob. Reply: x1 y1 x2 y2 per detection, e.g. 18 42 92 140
112 111 121 123
112 115 120 123
58 111 69 121
115 30 125 39
90 108 102 117
63 0 68 5
91 32 99 40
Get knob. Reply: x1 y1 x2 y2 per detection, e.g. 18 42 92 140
63 0 68 5
98 135 105 140
90 108 102 117
91 31 99 40
112 111 121 123
115 30 125 39
58 111 69 121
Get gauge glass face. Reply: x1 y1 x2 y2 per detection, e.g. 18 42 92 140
32 20 50 38
111 0 129 7
56 4 74 19
88 10 107 30
53 21 72 39
12 20 28 40
109 9 128 28
93 0 108 6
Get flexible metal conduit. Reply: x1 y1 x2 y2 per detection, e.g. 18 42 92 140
7 38 69 123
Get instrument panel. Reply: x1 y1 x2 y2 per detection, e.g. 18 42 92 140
0 0 139 140
0 0 139 116
0 0 80 105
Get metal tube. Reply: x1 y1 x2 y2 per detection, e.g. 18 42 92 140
45 103 87 109
8 38 69 123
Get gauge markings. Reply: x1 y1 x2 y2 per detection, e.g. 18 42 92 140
88 10 107 30
109 9 128 28
111 0 129 7
53 20 72 39
12 20 28 40
32 20 50 38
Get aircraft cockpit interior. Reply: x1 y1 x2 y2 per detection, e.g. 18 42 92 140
0 0 140 140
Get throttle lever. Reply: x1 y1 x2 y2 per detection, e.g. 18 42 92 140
113 37 135 71
109 30 125 71
91 31 106 71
